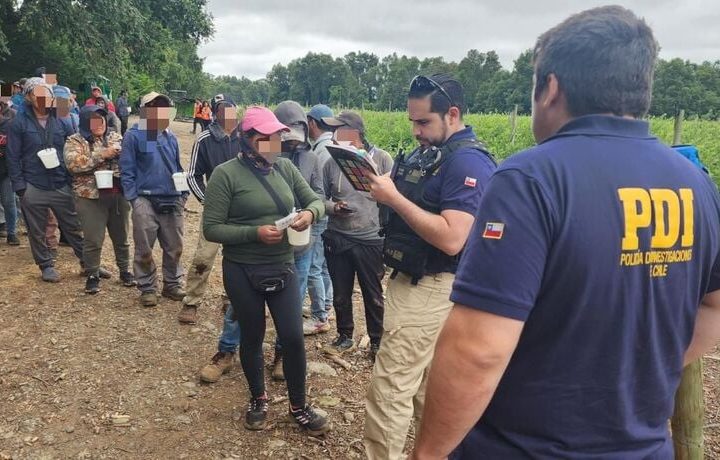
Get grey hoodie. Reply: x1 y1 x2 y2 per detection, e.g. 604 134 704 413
274 101 323 196
323 146 393 241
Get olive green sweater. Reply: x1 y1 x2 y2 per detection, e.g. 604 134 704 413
203 156 325 265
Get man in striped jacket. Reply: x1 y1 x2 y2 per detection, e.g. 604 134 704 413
179 95 240 326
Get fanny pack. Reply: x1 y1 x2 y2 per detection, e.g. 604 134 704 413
247 264 294 293
148 196 183 215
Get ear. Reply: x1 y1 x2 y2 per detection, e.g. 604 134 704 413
539 73 562 109
447 106 461 125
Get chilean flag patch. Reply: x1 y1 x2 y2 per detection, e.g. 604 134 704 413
464 176 477 187
482 222 505 239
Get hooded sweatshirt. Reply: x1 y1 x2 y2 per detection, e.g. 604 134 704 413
273 101 323 196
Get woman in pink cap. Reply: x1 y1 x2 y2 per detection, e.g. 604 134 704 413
202 106 330 436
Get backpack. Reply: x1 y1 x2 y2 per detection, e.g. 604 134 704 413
672 144 709 174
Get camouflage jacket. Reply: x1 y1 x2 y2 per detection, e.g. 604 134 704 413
64 132 123 199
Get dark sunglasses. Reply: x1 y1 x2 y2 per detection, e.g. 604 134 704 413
410 75 454 107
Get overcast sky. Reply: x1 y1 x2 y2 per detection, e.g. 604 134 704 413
198 0 720 79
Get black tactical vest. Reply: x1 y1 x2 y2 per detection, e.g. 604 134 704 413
380 137 495 284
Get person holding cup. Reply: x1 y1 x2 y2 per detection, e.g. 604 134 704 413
6 77 85 282
203 106 330 436
64 105 135 294
120 92 188 307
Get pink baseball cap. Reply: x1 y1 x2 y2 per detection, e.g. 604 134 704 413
241 106 289 135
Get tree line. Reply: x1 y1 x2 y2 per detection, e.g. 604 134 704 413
2 1 719 118
207 51 720 119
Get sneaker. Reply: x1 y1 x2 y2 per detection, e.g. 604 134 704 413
325 334 354 355
289 405 331 436
7 234 20 246
140 291 158 307
178 304 198 324
245 395 269 431
85 275 100 294
119 271 136 287
41 266 60 283
98 267 112 279
303 317 331 336
161 286 186 301
369 342 380 363
199 351 234 383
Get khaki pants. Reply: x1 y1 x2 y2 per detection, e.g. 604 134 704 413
364 272 454 460
183 217 221 307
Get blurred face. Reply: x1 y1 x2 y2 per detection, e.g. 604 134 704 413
28 86 53 114
141 106 174 132
216 106 238 133
251 132 283 163
333 127 363 149
96 99 106 109
92 88 101 98
407 96 451 147
89 114 106 137
12 85 21 95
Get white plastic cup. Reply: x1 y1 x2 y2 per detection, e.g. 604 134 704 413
287 227 311 246
37 148 60 169
94 170 114 189
172 172 189 192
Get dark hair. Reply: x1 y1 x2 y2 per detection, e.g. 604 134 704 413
533 5 658 118
308 116 334 132
407 74 465 117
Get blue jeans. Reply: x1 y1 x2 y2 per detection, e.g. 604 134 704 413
0 176 17 236
307 219 332 321
275 249 312 351
218 303 241 354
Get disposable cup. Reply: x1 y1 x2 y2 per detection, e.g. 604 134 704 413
94 170 114 189
37 148 60 169
287 227 310 246
173 172 189 192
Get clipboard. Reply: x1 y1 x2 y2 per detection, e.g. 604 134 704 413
327 144 378 193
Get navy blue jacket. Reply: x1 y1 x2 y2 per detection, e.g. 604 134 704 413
7 105 74 192
120 123 185 201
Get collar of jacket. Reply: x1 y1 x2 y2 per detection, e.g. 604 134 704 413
209 121 237 142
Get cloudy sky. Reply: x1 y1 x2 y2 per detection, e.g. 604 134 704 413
198 0 720 79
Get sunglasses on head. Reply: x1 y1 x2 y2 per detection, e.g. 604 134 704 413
410 75 454 107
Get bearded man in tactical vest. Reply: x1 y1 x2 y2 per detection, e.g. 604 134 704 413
363 74 497 460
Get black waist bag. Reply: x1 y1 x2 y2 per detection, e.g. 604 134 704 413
383 233 434 283
247 263 294 293
148 196 182 215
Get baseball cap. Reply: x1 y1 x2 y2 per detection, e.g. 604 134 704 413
211 94 236 115
241 106 289 136
91 85 101 91
307 104 333 121
53 85 71 100
322 111 365 133
140 91 173 107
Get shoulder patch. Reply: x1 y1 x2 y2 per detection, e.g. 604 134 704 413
482 222 505 240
